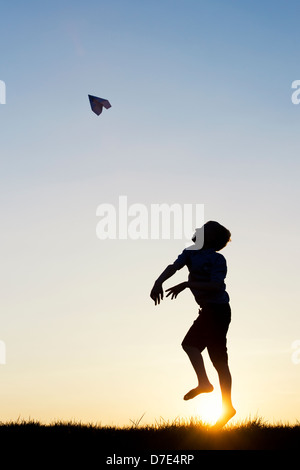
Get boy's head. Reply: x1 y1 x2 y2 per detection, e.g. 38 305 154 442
192 221 231 251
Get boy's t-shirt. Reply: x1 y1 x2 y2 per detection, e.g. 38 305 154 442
172 247 230 306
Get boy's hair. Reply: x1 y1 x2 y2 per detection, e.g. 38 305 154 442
193 221 231 251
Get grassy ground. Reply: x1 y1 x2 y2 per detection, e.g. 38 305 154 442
0 416 299 451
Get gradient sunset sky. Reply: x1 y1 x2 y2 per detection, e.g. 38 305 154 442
1 0 300 426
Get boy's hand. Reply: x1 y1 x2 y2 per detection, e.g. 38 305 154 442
150 282 164 305
165 282 188 300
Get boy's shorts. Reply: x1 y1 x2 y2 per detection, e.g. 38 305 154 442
181 303 231 366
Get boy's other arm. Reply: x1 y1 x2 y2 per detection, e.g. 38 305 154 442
150 264 177 305
165 280 222 300
187 280 222 291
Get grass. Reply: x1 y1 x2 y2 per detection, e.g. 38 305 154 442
0 416 299 451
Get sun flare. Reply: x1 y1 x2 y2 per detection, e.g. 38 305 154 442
196 397 222 425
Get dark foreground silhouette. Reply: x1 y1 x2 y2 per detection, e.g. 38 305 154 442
1 417 300 451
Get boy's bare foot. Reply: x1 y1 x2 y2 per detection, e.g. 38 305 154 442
183 384 214 400
212 406 236 429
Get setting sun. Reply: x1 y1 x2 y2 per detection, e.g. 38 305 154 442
196 396 222 425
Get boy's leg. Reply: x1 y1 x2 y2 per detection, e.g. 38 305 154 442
213 359 235 410
181 345 213 400
211 359 236 428
181 313 213 400
206 304 236 426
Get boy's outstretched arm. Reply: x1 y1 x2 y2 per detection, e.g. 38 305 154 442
150 264 177 305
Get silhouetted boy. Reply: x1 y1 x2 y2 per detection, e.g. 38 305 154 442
150 221 236 428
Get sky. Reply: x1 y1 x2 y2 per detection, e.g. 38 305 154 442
1 0 300 427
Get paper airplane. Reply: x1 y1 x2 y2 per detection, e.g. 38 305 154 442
88 94 111 116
